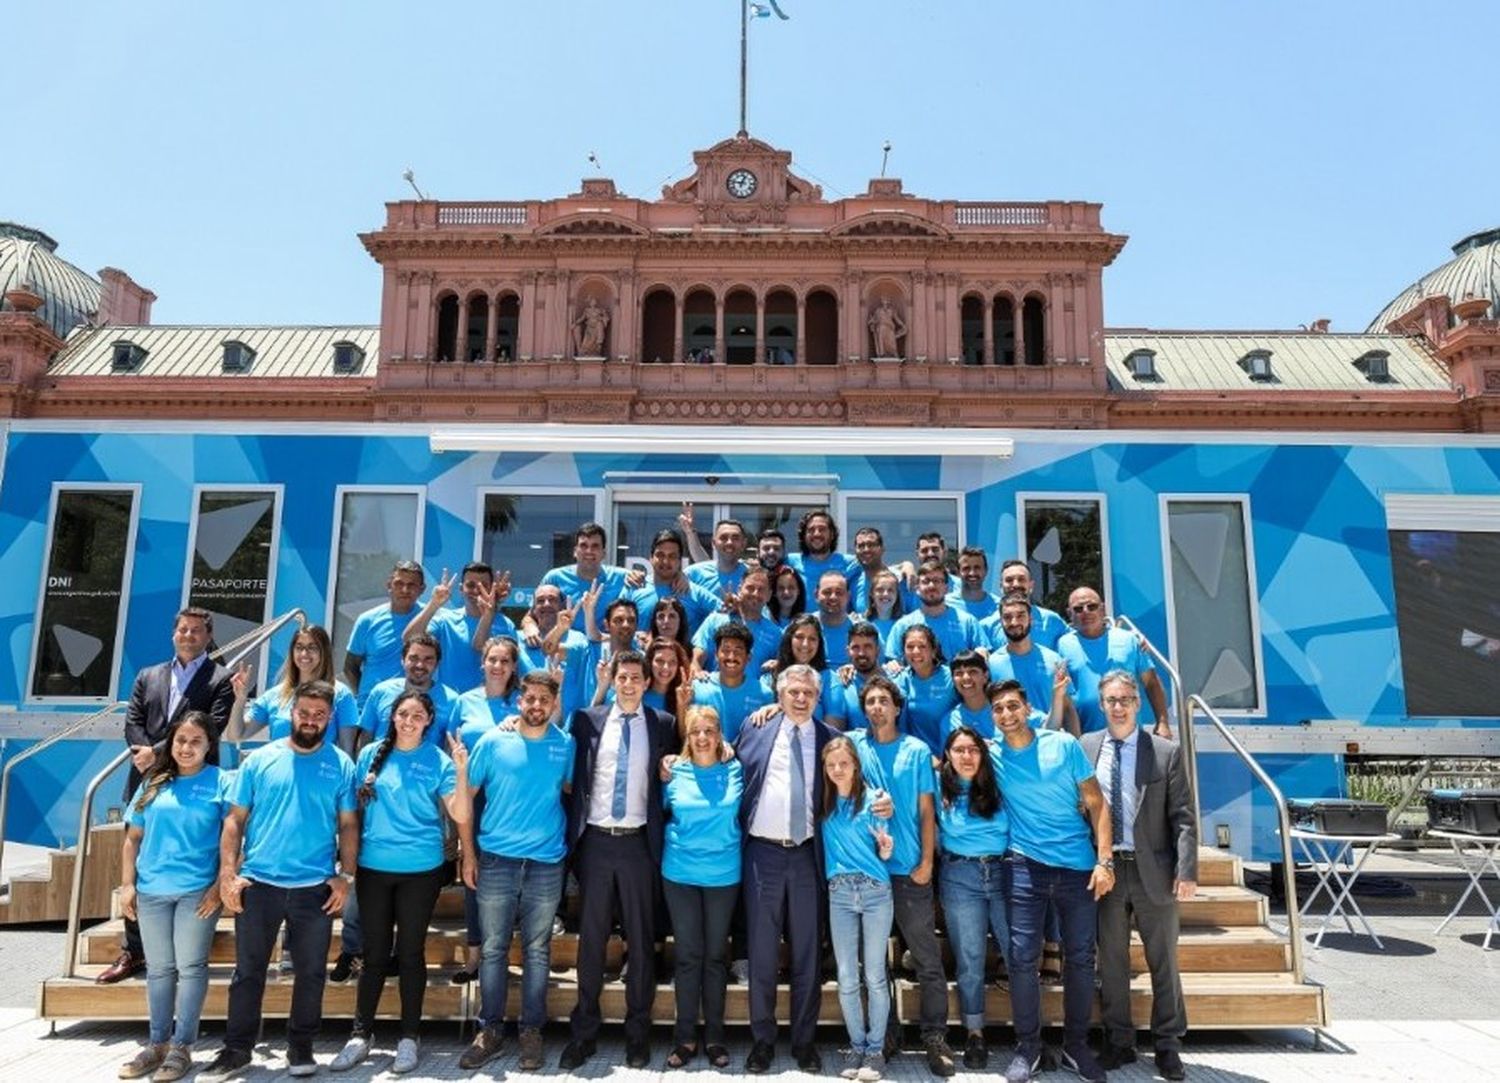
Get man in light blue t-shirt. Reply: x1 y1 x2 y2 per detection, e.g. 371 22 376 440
785 509 858 600
342 560 424 707
685 515 750 600
1055 586 1170 738
402 561 517 694
986 593 1079 735
886 561 983 663
205 680 358 1080
987 679 1114 1083
458 671 574 1071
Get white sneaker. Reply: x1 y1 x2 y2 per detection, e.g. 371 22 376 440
329 1036 370 1072
392 1038 420 1075
731 958 751 985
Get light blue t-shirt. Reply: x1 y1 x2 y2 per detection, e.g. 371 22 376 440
347 603 418 704
516 628 585 677
895 665 958 756
821 794 890 882
787 551 859 601
816 616 853 668
630 582 721 639
692 611 782 675
992 729 1097 871
985 605 1070 652
691 674 772 742
126 766 232 895
246 681 358 743
851 730 935 876
686 560 747 600
945 699 995 742
886 607 983 666
467 725 575 861
869 616 898 659
431 607 516 695
454 687 521 753
358 677 462 747
825 670 876 730
232 740 357 887
541 563 631 632
663 759 743 888
354 741 457 873
1056 628 1158 733
987 643 1071 720
937 782 1011 858
948 591 1000 622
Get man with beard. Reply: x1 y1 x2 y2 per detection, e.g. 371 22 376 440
691 566 782 676
756 528 789 578
786 510 858 600
987 593 1079 736
200 681 358 1081
981 560 1069 651
691 623 773 742
949 546 1000 622
826 621 885 730
886 562 983 663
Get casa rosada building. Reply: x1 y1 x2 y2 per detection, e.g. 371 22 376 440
4 132 1499 431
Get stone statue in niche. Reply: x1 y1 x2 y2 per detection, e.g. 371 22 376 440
868 297 907 358
571 297 609 356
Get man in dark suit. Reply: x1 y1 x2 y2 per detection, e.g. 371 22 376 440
1082 670 1197 1082
736 663 837 1074
101 605 235 983
558 650 675 1071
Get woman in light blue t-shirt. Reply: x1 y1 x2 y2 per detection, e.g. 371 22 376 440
661 705 743 1069
330 691 471 1075
226 623 357 749
118 711 231 1082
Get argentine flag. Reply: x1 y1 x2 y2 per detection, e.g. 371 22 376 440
749 1 790 19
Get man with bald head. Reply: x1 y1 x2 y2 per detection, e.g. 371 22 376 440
1055 587 1170 737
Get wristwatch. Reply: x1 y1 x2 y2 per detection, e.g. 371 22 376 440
1097 859 1115 872
338 871 355 886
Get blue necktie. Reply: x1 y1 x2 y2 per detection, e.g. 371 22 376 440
1110 738 1126 851
788 724 807 842
611 713 634 820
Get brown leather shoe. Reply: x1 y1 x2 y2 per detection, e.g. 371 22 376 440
97 950 145 984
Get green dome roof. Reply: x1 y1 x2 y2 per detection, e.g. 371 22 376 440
0 223 102 339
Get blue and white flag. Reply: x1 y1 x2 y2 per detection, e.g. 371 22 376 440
749 1 790 19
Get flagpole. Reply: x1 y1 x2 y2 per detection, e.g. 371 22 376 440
739 0 749 136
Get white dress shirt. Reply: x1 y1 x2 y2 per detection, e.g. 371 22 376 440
588 706 649 828
749 716 817 843
168 654 208 720
1096 726 1140 852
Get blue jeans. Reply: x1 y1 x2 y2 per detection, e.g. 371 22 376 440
137 889 220 1045
477 854 564 1030
340 885 362 956
827 874 893 1056
940 854 1011 1031
1007 856 1097 1051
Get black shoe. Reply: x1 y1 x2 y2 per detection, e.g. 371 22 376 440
792 1044 822 1073
450 967 478 985
963 1033 988 1069
198 1047 253 1082
558 1039 596 1071
329 951 358 983
1099 1043 1137 1070
923 1035 956 1078
626 1040 651 1069
286 1042 317 1078
1059 1043 1106 1083
1155 1047 1186 1080
746 1041 775 1074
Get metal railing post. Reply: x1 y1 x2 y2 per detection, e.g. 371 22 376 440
63 748 131 978
1189 694 1304 982
1113 615 1202 832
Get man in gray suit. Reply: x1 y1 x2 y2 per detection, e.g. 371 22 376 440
1082 670 1196 1081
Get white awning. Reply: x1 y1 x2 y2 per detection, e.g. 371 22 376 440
429 424 1015 458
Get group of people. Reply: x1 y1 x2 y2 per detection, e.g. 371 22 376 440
109 508 1198 1083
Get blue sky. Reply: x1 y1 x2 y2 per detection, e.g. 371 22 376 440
5 1 1494 331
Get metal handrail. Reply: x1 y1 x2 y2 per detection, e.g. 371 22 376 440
62 747 131 978
0 700 127 880
1112 615 1202 830
211 607 307 671
1189 693 1305 982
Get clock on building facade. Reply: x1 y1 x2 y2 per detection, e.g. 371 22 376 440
725 168 758 199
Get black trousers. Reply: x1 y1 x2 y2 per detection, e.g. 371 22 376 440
891 874 951 1037
744 838 823 1047
571 828 658 1044
352 864 446 1039
224 882 333 1054
663 878 738 1045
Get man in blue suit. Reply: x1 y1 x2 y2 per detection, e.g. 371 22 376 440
558 651 675 1071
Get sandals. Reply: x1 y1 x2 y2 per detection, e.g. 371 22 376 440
666 1044 698 1069
706 1044 731 1069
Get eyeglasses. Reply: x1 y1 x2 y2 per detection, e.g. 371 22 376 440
1070 602 1102 614
1102 696 1138 708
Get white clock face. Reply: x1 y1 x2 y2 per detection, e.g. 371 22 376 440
726 168 758 199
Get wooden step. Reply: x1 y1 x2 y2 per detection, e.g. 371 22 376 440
42 968 1324 1029
1195 847 1242 888
0 824 125 925
1178 885 1266 927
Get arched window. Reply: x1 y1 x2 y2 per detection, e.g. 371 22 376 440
993 296 1016 366
724 288 757 364
434 294 459 362
1022 295 1046 365
960 295 984 364
464 293 489 362
682 288 716 362
804 289 838 365
764 288 797 365
641 287 675 363
495 293 520 362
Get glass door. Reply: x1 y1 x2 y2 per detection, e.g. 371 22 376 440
609 492 830 573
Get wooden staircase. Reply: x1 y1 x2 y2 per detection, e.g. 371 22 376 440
39 847 1324 1030
0 823 125 925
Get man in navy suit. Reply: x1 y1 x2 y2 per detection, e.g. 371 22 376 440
736 663 837 1074
558 650 675 1071
101 606 235 983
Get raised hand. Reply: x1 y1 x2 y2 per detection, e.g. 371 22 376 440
446 732 469 774
431 568 454 607
678 500 696 536
493 570 512 606
1053 660 1071 693
230 660 251 700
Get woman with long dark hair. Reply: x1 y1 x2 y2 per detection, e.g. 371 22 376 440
937 724 1011 1068
769 565 808 625
117 711 230 1082
330 691 471 1075
642 595 693 652
757 614 837 721
862 569 907 657
645 637 693 718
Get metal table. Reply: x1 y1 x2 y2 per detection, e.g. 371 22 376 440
1429 828 1500 950
1286 828 1402 950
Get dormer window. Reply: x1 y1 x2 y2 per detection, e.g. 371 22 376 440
1124 348 1158 380
1239 349 1274 382
1355 349 1392 382
332 341 365 373
110 341 146 372
221 340 255 373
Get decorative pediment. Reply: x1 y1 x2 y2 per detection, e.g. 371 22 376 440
536 214 650 238
829 212 950 240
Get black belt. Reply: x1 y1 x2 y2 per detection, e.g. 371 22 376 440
1112 850 1136 861
752 835 811 849
946 853 1006 864
590 824 644 836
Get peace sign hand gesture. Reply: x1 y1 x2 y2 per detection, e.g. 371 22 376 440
431 568 454 607
446 731 469 774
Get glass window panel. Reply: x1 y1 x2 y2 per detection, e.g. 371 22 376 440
1389 527 1500 717
1021 497 1104 615
1166 500 1260 711
31 489 136 699
612 501 703 575
186 491 277 657
845 496 960 568
330 491 421 674
722 501 825 550
483 493 596 619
